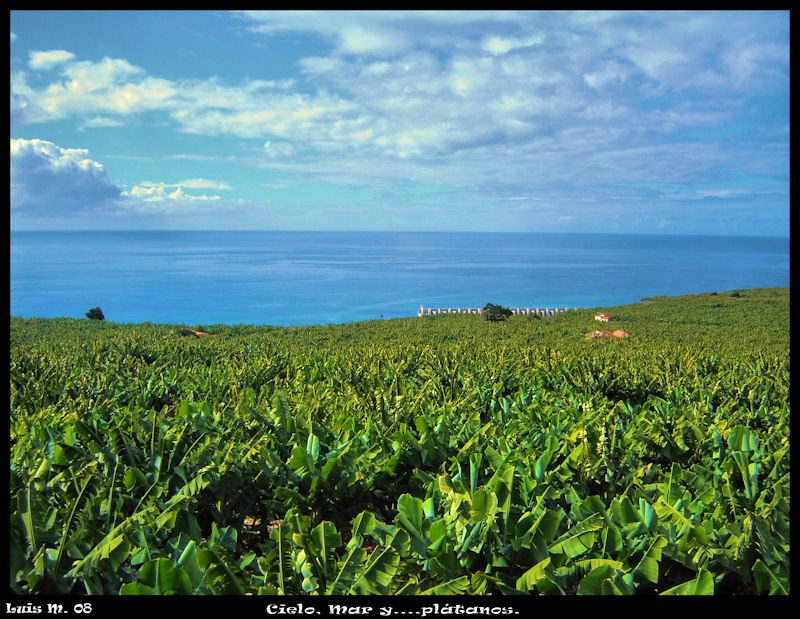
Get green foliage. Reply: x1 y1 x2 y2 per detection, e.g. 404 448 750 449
9 288 790 595
85 307 105 321
482 303 512 322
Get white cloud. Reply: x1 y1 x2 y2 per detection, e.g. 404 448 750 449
339 25 404 55
628 47 690 85
82 116 125 128
263 141 296 158
298 56 343 75
9 11 789 233
239 11 411 56
695 188 753 199
29 49 76 70
9 139 235 225
724 40 789 89
179 178 232 190
12 56 177 122
583 61 630 89
122 181 223 202
170 88 359 144
237 10 538 57
12 12 787 162
481 33 545 56
10 138 121 215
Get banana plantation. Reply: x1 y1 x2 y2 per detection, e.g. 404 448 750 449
9 288 790 595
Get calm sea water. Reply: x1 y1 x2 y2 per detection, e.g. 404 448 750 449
9 231 790 327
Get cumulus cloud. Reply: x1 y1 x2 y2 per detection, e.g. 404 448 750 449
9 139 232 225
11 12 788 166
29 49 76 70
122 181 223 203
169 88 359 146
8 11 789 232
11 56 177 123
10 138 121 216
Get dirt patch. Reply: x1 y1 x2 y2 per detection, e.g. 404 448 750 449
585 329 629 339
180 328 220 338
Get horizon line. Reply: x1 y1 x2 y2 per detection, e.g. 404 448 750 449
9 229 791 239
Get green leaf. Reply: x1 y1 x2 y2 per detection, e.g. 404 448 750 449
208 523 238 553
638 498 658 531
52 443 79 466
752 559 789 595
309 520 342 578
515 557 551 591
576 564 618 595
469 452 481 495
123 467 148 491
419 576 471 595
548 514 603 558
601 572 637 595
732 451 759 501
396 494 429 557
455 422 492 460
351 546 401 595
327 546 367 595
727 426 759 452
120 582 159 595
653 496 694 532
155 508 178 530
601 525 623 554
514 507 562 553
136 558 193 594
307 432 320 462
176 539 206 591
534 436 559 481
575 558 624 572
633 536 667 584
348 511 377 550
660 569 715 595
663 462 684 505
469 489 498 523
288 443 312 475
610 496 640 525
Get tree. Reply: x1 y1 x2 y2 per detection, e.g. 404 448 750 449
85 307 105 321
482 303 512 322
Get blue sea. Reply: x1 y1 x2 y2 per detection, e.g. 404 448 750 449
9 231 790 327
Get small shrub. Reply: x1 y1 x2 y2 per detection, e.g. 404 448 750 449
85 307 105 321
482 303 512 322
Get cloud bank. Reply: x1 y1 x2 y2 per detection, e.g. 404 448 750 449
10 138 121 216
10 138 240 228
9 10 790 234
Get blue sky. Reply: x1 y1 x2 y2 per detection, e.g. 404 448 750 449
10 10 790 235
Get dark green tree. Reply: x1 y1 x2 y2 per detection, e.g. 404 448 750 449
85 307 105 321
482 303 512 322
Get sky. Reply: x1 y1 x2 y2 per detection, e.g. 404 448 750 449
9 10 790 235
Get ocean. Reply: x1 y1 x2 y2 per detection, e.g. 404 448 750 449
9 231 790 327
